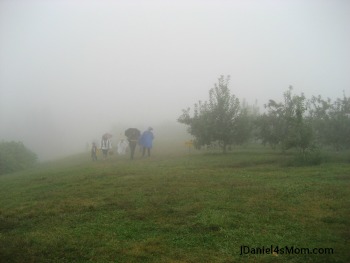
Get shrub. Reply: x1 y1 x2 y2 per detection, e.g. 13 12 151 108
286 148 325 167
0 141 37 175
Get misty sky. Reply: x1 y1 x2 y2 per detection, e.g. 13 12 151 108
1 0 349 160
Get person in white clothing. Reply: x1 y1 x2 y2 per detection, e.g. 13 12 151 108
117 139 128 155
101 135 112 159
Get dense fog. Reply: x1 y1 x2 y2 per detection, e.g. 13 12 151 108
1 0 349 160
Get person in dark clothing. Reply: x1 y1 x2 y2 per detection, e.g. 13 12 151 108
124 128 141 160
91 142 97 161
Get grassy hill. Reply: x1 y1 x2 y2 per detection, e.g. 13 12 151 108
0 145 349 262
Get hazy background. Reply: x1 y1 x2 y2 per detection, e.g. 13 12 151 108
1 0 349 160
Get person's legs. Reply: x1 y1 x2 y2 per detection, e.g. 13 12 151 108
147 148 151 157
130 142 136 159
142 147 146 157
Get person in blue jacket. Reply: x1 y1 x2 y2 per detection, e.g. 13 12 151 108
140 127 154 157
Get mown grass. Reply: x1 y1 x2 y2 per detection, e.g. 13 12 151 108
0 146 349 262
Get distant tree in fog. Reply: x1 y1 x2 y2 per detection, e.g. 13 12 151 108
178 75 251 153
309 93 350 150
256 86 314 153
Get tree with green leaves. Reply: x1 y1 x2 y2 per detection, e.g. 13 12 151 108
256 86 314 153
178 75 250 153
309 93 350 150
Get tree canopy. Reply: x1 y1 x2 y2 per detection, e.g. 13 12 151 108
178 75 251 153
256 86 313 153
178 76 350 156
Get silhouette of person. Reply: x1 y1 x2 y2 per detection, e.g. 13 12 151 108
124 128 141 160
140 127 154 157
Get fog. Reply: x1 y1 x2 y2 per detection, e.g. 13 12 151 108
1 0 349 160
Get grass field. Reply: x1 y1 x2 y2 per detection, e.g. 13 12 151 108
0 144 349 262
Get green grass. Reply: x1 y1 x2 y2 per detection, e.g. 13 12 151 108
0 146 349 262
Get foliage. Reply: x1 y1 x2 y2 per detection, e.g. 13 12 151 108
284 147 325 166
256 86 314 153
236 99 260 144
309 93 350 150
0 141 37 175
178 75 252 153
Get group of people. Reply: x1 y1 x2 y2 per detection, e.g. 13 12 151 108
91 127 154 161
